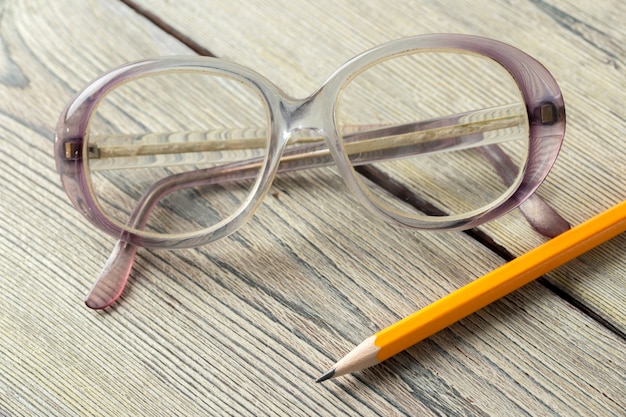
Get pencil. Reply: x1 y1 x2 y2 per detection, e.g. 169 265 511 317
316 200 626 382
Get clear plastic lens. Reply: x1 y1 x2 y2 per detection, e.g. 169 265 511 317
336 51 529 218
86 71 269 235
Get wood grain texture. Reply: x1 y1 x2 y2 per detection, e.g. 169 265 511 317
0 0 624 416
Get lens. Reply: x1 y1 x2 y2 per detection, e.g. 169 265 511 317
335 51 529 220
85 70 269 235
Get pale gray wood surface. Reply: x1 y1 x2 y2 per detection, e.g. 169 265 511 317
0 0 624 416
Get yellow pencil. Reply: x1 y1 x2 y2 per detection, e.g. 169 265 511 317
317 200 626 382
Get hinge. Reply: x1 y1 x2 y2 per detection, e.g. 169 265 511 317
63 140 99 160
540 102 558 125
64 140 82 160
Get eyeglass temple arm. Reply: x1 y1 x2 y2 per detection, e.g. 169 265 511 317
85 106 569 309
479 144 570 237
86 105 525 168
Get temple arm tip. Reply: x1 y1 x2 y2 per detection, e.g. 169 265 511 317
84 240 138 310
519 194 571 238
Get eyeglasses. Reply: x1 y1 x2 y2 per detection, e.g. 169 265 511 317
54 34 567 309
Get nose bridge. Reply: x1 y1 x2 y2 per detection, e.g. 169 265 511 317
280 90 331 139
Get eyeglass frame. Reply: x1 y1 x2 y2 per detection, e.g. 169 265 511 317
54 34 566 307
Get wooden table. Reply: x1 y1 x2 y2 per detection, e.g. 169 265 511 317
1 1 624 415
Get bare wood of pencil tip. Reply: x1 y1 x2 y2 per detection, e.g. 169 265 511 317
316 200 626 382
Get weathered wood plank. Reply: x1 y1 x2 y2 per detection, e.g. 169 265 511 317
0 0 624 416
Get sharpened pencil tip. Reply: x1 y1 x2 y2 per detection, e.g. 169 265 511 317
316 368 335 383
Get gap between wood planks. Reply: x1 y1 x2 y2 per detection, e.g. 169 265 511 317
119 0 625 342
